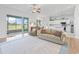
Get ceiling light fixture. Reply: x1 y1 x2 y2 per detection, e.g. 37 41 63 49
32 4 41 13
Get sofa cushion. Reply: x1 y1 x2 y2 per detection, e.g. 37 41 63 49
41 29 47 34
52 30 62 37
38 34 64 44
40 28 62 38
41 34 60 39
48 29 61 37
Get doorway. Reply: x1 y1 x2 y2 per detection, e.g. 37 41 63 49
7 15 29 37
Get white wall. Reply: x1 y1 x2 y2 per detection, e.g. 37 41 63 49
74 5 79 37
0 5 75 36
0 6 28 36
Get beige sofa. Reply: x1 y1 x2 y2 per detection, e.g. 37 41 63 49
37 28 65 45
37 28 79 53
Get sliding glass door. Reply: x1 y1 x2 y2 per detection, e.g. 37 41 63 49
23 18 29 32
7 15 29 34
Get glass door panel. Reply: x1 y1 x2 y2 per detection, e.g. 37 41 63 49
7 17 16 33
16 18 22 32
23 18 29 32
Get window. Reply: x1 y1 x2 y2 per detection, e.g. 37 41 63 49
7 15 29 34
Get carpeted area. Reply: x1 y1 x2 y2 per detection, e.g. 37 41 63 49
0 33 67 54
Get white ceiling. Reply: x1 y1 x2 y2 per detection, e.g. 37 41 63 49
0 4 74 12
0 4 75 17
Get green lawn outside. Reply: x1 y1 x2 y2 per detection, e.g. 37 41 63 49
8 24 28 31
8 24 22 30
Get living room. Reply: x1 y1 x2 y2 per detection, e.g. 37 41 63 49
0 4 79 54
